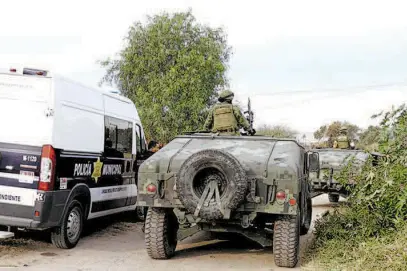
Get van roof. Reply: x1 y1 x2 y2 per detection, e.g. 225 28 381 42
52 74 133 104
1 67 132 104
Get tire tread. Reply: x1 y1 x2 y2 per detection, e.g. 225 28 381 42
145 208 177 259
273 216 299 268
51 200 83 249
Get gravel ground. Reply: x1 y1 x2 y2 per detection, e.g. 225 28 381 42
0 194 337 271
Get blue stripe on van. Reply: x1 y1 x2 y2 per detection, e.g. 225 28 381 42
0 174 38 189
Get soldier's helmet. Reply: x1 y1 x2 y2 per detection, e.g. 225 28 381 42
218 90 234 102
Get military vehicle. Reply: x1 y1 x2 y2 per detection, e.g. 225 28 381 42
309 148 382 202
137 133 320 268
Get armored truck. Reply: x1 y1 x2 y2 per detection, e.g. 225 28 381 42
137 134 320 268
310 148 382 202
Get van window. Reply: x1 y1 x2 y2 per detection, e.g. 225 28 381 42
104 116 133 157
135 124 144 153
135 127 141 153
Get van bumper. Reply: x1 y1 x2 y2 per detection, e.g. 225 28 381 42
0 215 41 228
0 190 69 230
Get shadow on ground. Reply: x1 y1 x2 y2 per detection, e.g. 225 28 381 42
0 210 143 248
175 234 272 259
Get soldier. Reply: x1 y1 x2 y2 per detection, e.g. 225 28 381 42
203 90 254 135
333 126 350 149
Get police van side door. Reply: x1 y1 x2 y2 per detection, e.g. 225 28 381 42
130 124 149 204
93 116 133 213
134 124 150 173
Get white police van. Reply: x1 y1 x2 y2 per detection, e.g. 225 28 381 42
0 66 151 248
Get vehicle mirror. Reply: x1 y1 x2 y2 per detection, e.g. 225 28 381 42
308 152 320 172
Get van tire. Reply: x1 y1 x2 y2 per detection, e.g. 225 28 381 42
51 200 84 249
145 208 178 259
136 206 146 221
273 215 300 268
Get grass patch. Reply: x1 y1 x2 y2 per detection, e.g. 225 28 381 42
303 219 407 271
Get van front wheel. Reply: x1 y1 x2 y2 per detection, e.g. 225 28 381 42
51 200 84 249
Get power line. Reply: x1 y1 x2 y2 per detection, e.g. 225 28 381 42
259 89 407 111
264 80 407 96
258 88 373 110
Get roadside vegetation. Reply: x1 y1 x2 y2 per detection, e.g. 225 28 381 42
304 104 407 271
99 9 231 144
256 124 297 138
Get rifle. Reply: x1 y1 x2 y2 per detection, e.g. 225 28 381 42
243 98 256 135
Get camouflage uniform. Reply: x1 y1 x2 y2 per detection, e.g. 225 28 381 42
333 127 350 149
203 90 251 135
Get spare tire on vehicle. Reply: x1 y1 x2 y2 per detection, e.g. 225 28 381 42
176 149 248 220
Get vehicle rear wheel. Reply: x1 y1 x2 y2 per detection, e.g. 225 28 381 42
328 193 340 203
51 199 84 249
145 208 179 259
273 215 300 268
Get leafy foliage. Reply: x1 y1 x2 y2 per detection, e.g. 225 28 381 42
99 10 232 143
306 103 407 270
357 125 381 151
256 124 297 138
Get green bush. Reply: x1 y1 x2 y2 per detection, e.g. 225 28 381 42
305 103 407 270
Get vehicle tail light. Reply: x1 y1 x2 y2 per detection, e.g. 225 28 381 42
38 145 56 191
276 191 286 201
147 184 157 193
289 198 297 206
10 68 16 72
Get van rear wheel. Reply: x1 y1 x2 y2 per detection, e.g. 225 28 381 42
51 200 84 249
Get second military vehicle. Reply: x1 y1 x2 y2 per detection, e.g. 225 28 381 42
309 148 382 202
137 133 320 268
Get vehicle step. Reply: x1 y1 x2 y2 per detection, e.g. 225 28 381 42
0 231 14 239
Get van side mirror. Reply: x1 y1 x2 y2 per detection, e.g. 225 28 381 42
307 152 320 172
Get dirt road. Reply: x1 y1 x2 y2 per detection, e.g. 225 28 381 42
0 194 336 271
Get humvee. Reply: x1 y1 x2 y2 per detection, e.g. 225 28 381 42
137 134 320 268
309 148 382 202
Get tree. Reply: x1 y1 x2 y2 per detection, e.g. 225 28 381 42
256 124 297 138
99 10 232 143
313 125 327 140
357 125 381 151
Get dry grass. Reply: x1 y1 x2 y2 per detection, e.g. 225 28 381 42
302 223 407 271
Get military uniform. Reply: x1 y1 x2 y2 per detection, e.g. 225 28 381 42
333 127 350 149
203 90 252 135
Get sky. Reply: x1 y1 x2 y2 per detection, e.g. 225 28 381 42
1 0 407 138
